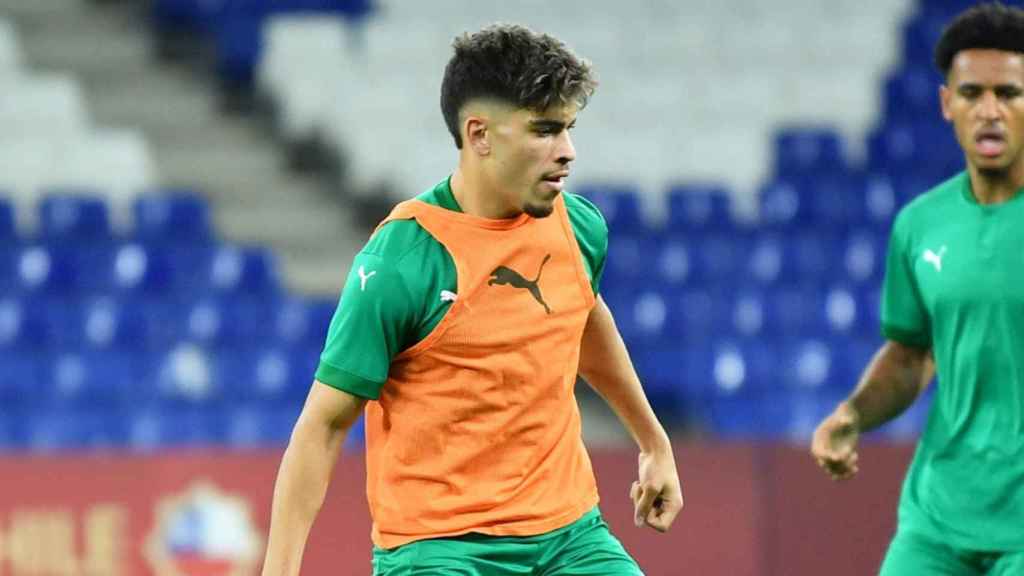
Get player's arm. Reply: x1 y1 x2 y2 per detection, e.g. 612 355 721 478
811 341 934 481
577 295 683 533
261 382 366 576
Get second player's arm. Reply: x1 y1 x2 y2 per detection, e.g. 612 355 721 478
845 340 934 431
577 295 683 531
811 340 934 480
261 382 367 576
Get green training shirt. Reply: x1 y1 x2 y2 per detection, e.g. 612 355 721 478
882 171 1024 550
315 177 608 400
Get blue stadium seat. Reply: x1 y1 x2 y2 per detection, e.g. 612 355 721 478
883 66 943 125
667 288 734 343
172 245 279 295
758 180 809 230
0 352 40 407
777 338 844 392
764 287 828 336
858 174 900 230
665 182 734 232
801 173 862 230
603 289 671 344
728 289 767 338
12 245 76 295
224 406 301 448
46 350 135 409
822 285 864 336
137 344 222 408
134 190 212 244
576 184 647 235
842 230 885 285
274 297 336 346
695 233 748 285
72 243 174 295
772 127 847 180
0 297 47 349
901 11 949 67
0 412 24 451
218 347 308 405
0 197 14 242
24 408 125 452
39 194 112 244
652 237 698 286
603 234 660 289
867 123 962 181
127 408 225 450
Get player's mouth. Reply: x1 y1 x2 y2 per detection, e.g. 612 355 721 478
540 171 569 194
975 127 1007 158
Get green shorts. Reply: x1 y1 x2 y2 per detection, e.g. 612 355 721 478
880 528 1024 576
371 507 643 576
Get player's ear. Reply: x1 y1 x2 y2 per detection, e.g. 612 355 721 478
464 114 491 156
939 83 954 122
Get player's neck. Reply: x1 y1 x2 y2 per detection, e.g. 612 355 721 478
450 167 522 219
967 162 1024 205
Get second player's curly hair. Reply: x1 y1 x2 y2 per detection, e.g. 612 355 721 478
934 1 1024 76
440 24 597 149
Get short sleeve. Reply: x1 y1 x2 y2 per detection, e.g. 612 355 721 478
315 251 416 400
564 193 609 294
881 214 931 348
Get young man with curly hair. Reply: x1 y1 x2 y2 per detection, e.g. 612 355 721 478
262 24 683 576
811 3 1024 574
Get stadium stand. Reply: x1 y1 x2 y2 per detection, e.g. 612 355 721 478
1 0 976 452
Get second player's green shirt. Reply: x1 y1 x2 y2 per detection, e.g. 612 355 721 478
882 171 1024 550
315 177 608 400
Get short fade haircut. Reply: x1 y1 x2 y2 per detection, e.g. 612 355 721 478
934 1 1024 77
440 23 597 149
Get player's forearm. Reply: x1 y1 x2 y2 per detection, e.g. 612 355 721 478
845 341 933 432
578 298 671 454
262 417 347 576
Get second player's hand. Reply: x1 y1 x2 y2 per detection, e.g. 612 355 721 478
630 449 683 533
811 402 861 481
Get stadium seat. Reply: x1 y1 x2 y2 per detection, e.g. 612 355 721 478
224 405 301 448
576 184 647 235
0 297 47 349
772 127 847 180
45 350 135 409
0 197 14 241
133 190 212 244
24 408 125 452
777 338 844 392
883 66 943 125
217 347 308 405
173 245 280 295
12 245 76 295
39 193 112 243
758 180 809 230
273 297 336 346
842 230 885 285
0 351 40 406
665 182 735 232
667 288 734 343
127 408 225 450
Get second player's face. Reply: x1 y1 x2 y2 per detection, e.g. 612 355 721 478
941 49 1024 176
489 103 578 218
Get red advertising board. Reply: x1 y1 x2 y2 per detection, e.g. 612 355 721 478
0 443 912 576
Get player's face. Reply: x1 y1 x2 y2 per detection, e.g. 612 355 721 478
489 103 578 218
941 49 1024 177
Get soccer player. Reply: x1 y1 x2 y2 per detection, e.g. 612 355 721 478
810 3 1024 574
261 24 683 576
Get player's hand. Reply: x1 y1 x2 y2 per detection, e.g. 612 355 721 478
810 402 861 481
630 448 683 533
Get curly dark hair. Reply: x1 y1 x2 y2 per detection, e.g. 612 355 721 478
934 1 1024 76
440 23 597 149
